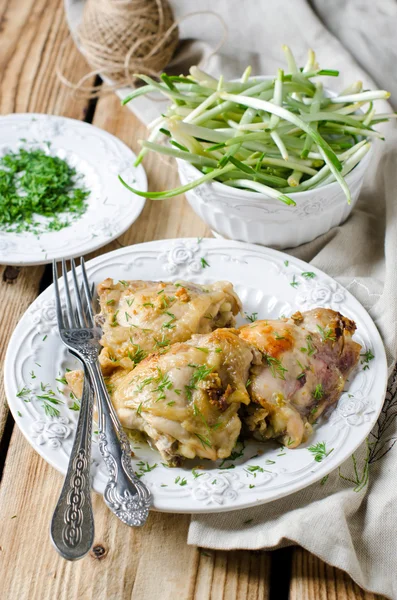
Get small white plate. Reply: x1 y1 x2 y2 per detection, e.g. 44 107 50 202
4 239 387 513
0 114 147 265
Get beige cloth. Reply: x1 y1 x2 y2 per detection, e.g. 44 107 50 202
65 1 397 597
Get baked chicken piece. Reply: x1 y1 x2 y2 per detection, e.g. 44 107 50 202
240 309 361 448
65 278 242 408
110 328 259 464
96 279 242 374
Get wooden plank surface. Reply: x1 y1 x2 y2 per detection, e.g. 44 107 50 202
0 0 96 440
0 2 385 599
290 548 387 600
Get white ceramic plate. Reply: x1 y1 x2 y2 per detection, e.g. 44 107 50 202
5 239 387 513
0 114 147 265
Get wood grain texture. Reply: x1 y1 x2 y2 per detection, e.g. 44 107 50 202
0 0 95 439
290 547 388 600
0 0 93 117
0 426 270 600
0 2 383 599
0 265 44 441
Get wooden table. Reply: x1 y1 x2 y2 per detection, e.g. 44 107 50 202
0 2 386 598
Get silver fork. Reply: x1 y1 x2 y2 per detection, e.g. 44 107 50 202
52 258 152 529
50 360 95 560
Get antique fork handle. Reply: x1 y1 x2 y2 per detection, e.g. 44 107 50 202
50 365 95 560
85 359 152 526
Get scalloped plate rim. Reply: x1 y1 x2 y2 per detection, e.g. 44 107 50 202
4 238 388 513
0 113 147 266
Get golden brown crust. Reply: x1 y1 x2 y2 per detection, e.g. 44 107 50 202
239 322 294 358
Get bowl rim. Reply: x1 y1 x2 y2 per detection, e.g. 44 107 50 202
175 74 373 204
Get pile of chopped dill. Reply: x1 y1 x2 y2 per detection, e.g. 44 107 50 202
0 147 90 234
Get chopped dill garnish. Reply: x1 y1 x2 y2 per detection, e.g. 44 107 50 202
308 441 333 462
274 332 286 340
162 311 176 330
264 355 288 380
16 386 31 398
110 310 119 327
153 369 173 401
201 257 210 268
195 432 212 449
246 465 265 473
317 325 336 342
245 312 258 323
36 390 64 417
136 376 154 392
300 334 316 356
185 364 214 400
0 148 90 233
160 294 175 309
192 468 204 479
127 345 146 365
313 383 324 400
136 461 157 474
193 402 210 431
361 349 374 370
154 334 170 349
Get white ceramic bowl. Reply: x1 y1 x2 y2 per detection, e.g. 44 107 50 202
178 150 371 249
176 75 372 249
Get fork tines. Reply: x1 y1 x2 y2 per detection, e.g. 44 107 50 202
53 258 95 330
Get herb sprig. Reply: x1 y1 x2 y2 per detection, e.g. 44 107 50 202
308 441 333 462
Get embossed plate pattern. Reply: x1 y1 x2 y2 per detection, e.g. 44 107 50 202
0 114 147 265
4 239 387 513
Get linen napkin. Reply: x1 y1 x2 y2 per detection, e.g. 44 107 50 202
65 1 397 596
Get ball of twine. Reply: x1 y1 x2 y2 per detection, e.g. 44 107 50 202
78 0 179 87
57 3 228 99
